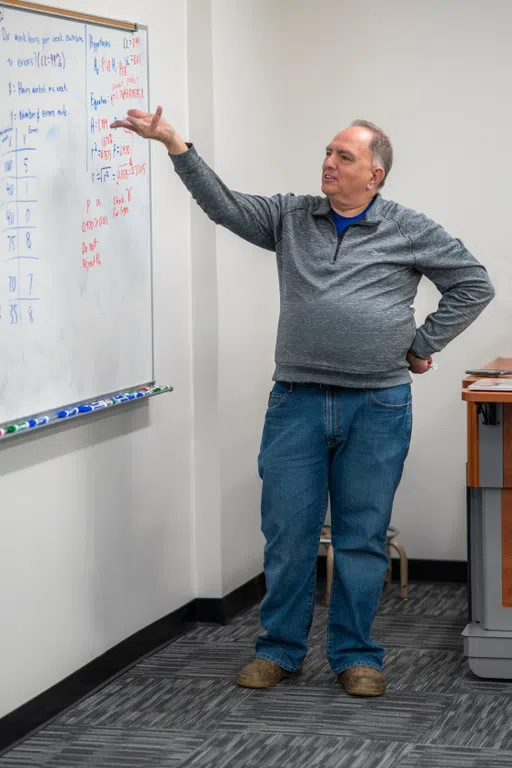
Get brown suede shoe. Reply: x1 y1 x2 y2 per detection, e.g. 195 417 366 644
236 658 300 688
338 666 386 697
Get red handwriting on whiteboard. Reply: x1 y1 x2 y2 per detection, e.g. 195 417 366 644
113 186 132 218
81 214 108 232
116 162 146 182
81 237 101 271
82 253 101 271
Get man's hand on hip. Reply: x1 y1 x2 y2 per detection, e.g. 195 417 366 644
407 351 431 374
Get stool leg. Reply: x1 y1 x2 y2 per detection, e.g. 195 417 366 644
389 538 408 600
326 543 334 607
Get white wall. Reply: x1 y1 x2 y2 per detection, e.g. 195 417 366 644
211 0 287 594
187 0 223 598
279 0 512 559
182 0 286 598
0 0 195 718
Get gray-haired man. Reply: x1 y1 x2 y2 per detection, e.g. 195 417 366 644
113 107 494 696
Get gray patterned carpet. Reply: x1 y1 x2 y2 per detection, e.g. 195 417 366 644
2 581 512 767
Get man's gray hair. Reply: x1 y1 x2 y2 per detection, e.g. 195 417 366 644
351 119 393 189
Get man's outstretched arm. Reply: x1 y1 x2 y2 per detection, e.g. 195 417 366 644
112 106 283 251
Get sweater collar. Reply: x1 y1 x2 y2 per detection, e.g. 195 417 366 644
313 193 383 225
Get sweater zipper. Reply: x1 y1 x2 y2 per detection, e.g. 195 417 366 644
332 226 350 264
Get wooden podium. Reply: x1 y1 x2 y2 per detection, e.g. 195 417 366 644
462 357 512 677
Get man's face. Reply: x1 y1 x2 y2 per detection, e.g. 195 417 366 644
321 126 379 204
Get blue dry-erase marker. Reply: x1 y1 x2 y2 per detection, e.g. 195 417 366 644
78 404 93 413
28 416 49 427
57 407 79 418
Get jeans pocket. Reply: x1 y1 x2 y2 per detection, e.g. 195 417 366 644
267 382 291 411
369 383 411 410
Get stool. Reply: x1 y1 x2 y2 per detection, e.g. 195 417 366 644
320 524 408 605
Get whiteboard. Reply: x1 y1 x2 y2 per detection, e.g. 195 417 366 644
0 3 153 424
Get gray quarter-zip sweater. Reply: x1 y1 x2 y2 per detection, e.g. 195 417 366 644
171 146 495 389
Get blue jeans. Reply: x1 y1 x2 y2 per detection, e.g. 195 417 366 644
255 381 412 673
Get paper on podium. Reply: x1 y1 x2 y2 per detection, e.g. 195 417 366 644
467 378 512 391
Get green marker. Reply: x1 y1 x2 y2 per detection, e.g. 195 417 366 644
7 421 30 433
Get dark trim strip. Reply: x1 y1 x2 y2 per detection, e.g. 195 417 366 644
184 573 266 625
392 558 467 583
317 555 468 583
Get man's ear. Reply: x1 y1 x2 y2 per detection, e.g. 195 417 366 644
368 166 385 190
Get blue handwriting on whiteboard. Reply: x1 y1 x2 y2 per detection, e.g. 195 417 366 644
16 52 66 70
89 35 111 52
41 33 84 47
14 32 41 45
11 106 69 122
90 93 108 111
91 166 112 183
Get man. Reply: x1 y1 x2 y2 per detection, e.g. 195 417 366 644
112 107 495 696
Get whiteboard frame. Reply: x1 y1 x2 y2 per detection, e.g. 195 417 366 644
0 0 137 31
146 23 155 385
0 3 157 421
